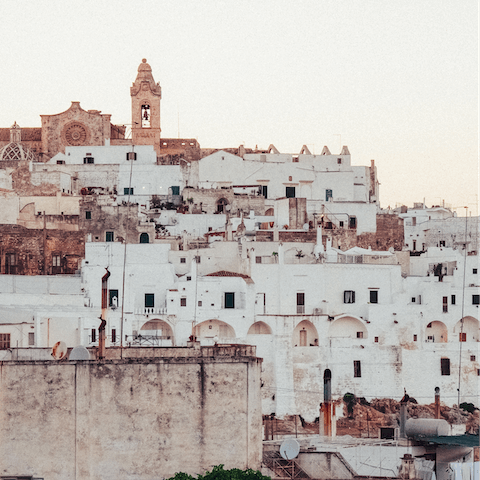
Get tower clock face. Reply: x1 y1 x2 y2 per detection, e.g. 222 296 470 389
63 122 88 146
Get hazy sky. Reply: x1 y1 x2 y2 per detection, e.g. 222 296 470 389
1 0 477 214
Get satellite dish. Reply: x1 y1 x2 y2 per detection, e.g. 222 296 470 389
51 341 67 360
69 345 91 360
280 438 300 460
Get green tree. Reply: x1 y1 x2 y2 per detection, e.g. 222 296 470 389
166 464 271 480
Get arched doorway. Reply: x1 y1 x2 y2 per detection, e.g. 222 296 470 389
216 198 229 213
247 321 272 335
328 316 368 340
425 321 448 343
293 320 318 347
140 232 150 243
195 319 235 343
139 319 174 346
453 317 479 342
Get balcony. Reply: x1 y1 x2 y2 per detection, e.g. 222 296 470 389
135 307 167 315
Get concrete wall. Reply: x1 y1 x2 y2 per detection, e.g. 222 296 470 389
0 351 262 479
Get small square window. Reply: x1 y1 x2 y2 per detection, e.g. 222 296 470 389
126 152 137 161
470 355 476 361
353 360 361 378
413 334 417 342
374 337 379 343
0 333 10 349
105 231 114 242
83 157 94 164
459 332 466 342
473 295 479 305
180 298 187 307
339 221 344 227
411 297 416 303
180 257 186 264
473 268 478 274
337 158 342 164
256 256 262 264
186 276 191 281
356 331 363 339
124 187 134 195
451 295 456 305
198 301 202 307
369 290 378 304
109 289 119 307
85 211 91 219
28 332 35 346
286 186 295 198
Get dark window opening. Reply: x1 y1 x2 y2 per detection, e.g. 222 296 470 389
349 216 357 229
105 231 114 242
356 331 364 339
111 329 117 343
180 257 186 264
451 295 456 305
344 290 355 303
85 211 91 219
443 296 448 313
141 104 151 128
145 293 155 308
109 289 119 307
471 355 476 361
186 276 191 281
354 360 361 378
171 186 180 195
224 292 235 309
91 329 96 343
0 333 10 349
473 295 479 305
139 233 149 244
5 253 17 274
126 152 137 161
262 185 268 198
441 358 450 376
124 187 134 195
459 332 466 342
474 268 478 274
339 221 344 227
285 186 296 198
374 337 379 343
28 332 35 346
296 292 305 314
325 189 333 201
413 334 417 341
180 298 187 307
337 158 342 164
370 290 378 304
83 157 94 164
439 240 446 247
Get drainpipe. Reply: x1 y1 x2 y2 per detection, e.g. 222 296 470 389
99 268 110 359
435 387 440 419
43 211 47 275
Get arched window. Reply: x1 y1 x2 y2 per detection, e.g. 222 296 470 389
140 233 149 244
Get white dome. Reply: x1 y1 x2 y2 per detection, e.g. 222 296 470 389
0 142 38 162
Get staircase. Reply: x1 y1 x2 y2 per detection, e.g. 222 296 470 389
263 450 311 479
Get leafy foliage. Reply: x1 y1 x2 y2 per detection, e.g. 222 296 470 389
166 464 271 480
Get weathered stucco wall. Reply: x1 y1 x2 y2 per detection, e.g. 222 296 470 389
0 354 262 479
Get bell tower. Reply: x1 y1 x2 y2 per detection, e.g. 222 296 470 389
130 59 162 152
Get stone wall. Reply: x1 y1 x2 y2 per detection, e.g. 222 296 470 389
0 351 262 480
0 225 84 274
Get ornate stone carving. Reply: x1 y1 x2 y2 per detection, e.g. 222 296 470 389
62 122 89 146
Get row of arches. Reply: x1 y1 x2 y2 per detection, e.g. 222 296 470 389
139 316 479 345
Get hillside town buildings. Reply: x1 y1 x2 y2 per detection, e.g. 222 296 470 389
0 59 477 479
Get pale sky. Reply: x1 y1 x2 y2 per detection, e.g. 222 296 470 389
0 0 477 215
